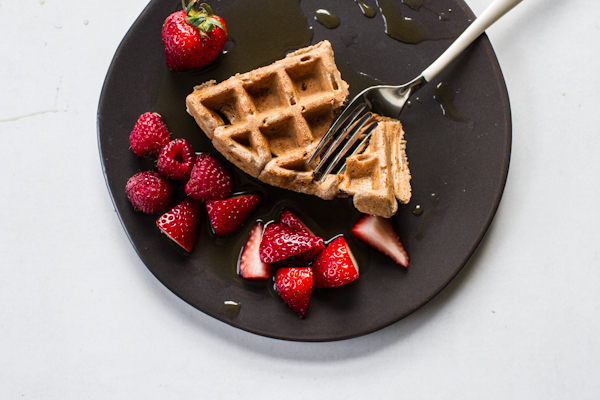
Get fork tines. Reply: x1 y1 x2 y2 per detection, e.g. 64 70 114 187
309 105 377 181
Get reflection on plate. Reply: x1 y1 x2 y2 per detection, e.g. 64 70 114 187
97 0 510 341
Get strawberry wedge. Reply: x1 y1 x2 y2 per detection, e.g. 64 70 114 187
351 215 409 267
312 236 359 289
275 267 313 318
239 221 271 279
278 209 324 261
156 198 202 252
259 223 323 264
206 193 261 236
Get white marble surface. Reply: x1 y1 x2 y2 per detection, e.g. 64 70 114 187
1 0 599 398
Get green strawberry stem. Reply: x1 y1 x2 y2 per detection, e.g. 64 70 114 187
182 0 225 38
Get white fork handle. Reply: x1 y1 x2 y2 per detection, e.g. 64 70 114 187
422 0 523 82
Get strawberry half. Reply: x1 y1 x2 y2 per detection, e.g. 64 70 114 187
259 223 323 264
129 112 171 157
125 171 174 214
156 198 202 252
162 1 227 71
278 209 324 261
206 194 261 236
239 221 271 279
184 153 233 201
157 138 196 180
351 215 409 267
312 236 359 289
275 267 313 318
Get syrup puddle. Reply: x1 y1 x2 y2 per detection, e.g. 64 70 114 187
402 0 449 21
415 193 439 239
375 0 458 44
355 0 377 18
314 9 340 29
434 82 473 126
223 300 241 319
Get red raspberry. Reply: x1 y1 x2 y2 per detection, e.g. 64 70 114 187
157 138 196 180
129 112 171 157
125 171 174 214
184 154 233 201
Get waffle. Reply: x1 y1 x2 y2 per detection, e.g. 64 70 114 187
338 115 411 218
186 40 411 217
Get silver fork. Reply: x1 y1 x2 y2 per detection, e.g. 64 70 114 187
308 0 523 180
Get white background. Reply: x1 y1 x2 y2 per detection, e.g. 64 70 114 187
1 0 599 398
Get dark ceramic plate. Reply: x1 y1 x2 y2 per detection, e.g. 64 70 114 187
98 0 510 341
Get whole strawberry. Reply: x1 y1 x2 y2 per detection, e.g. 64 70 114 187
129 112 171 157
126 171 174 214
162 1 227 71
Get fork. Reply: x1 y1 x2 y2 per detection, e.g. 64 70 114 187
308 0 523 180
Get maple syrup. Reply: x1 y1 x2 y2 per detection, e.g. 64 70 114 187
314 9 340 29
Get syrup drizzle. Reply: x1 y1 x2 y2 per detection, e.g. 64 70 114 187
355 0 377 18
415 193 438 239
376 0 458 44
314 9 340 29
434 82 472 124
223 300 242 318
402 0 449 20
412 204 423 216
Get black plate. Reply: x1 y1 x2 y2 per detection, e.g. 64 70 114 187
98 0 510 341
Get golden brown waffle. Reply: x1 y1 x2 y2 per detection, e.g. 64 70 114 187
186 40 411 217
339 115 411 218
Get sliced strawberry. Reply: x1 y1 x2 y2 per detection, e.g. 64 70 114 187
206 194 261 236
184 153 233 201
278 209 324 261
156 198 202 252
259 223 323 264
275 267 313 318
351 215 409 267
312 236 359 289
239 221 271 279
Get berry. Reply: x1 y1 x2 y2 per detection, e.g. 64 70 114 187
351 215 409 267
184 153 233 201
125 171 174 214
156 198 202 252
157 138 196 180
129 112 170 157
275 267 313 318
239 221 271 279
206 194 261 236
259 223 323 264
311 236 359 289
278 209 324 261
162 1 227 71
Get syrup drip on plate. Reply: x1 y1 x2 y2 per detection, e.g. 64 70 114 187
434 83 471 124
412 204 423 216
415 193 438 239
314 9 341 29
223 300 242 318
376 0 458 44
355 0 377 18
402 0 449 20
